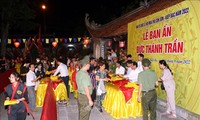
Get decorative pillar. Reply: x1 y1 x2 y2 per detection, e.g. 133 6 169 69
100 39 106 59
92 38 101 59
92 38 109 59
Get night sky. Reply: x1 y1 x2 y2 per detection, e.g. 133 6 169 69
37 0 139 37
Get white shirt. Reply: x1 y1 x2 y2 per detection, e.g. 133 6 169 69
107 55 112 61
137 61 143 72
67 59 71 66
54 63 69 77
124 68 140 82
26 70 36 86
115 66 125 75
111 52 117 58
126 67 132 75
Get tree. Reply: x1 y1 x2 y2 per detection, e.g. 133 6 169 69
0 0 36 57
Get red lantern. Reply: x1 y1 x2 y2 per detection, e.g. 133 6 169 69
108 41 111 47
14 42 20 48
59 38 63 42
13 39 16 42
37 39 40 43
83 37 89 45
52 42 57 48
119 41 125 48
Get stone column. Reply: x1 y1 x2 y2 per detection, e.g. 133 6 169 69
92 38 101 59
100 39 107 59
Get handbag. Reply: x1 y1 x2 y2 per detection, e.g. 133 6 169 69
97 84 103 95
160 82 165 90
96 79 106 95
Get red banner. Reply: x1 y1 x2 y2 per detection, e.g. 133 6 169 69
112 79 129 87
40 80 57 120
119 86 134 103
112 79 134 102
52 81 62 90
0 69 16 93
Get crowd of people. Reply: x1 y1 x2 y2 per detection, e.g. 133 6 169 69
1 54 72 120
76 49 177 120
1 48 177 120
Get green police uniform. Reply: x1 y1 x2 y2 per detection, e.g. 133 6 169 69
76 69 93 120
137 59 158 120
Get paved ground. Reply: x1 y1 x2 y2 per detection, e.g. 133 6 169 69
0 92 185 120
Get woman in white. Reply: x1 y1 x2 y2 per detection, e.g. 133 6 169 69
159 60 176 118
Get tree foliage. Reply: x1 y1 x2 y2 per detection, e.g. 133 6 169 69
0 0 36 56
0 0 36 34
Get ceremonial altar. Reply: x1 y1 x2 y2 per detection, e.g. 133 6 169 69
102 75 142 119
36 76 68 107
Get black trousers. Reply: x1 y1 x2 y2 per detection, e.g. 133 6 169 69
91 88 96 102
8 112 26 120
61 76 70 98
142 90 157 120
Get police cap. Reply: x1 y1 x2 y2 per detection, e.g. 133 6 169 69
142 58 151 67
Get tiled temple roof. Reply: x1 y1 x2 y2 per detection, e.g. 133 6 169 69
85 0 184 38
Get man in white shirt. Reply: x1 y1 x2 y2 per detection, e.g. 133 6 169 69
111 49 117 58
53 58 70 98
127 54 133 60
126 60 133 75
26 63 40 111
137 54 144 72
115 61 125 75
124 61 140 82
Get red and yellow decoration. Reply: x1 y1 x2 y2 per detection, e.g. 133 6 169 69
83 37 90 45
45 71 51 75
103 75 141 119
36 77 68 107
52 41 58 48
14 42 20 48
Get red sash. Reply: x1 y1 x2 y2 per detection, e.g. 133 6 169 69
22 101 35 120
11 82 20 100
22 86 35 120
8 82 35 119
7 82 20 114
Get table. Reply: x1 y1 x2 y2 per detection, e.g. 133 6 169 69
102 75 142 119
36 78 68 107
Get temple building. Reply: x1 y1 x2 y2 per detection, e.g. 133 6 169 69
85 0 183 59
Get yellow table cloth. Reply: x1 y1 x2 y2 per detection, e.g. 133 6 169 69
102 82 142 119
36 79 68 107
108 74 124 81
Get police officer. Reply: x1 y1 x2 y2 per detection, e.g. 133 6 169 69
137 58 158 120
76 62 93 120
